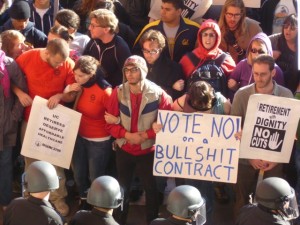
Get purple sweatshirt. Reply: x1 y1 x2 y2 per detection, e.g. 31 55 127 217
229 32 284 99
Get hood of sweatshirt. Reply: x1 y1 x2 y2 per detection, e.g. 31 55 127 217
192 19 222 60
246 32 273 58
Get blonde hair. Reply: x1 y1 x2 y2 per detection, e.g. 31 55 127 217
0 30 25 57
89 8 119 34
139 29 166 49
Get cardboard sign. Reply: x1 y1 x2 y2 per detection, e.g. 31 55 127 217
153 110 241 183
240 94 300 163
21 96 82 169
213 0 260 8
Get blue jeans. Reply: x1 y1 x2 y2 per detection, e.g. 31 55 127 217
71 136 112 198
0 148 13 206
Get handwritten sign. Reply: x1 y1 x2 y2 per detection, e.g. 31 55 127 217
213 0 260 8
153 110 241 183
240 95 300 163
21 96 81 169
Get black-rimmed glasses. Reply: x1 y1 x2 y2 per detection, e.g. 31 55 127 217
123 67 140 74
225 12 242 18
141 49 161 55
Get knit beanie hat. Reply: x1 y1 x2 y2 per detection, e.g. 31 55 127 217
123 55 148 80
9 0 31 20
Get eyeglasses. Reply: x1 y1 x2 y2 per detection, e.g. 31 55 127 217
283 24 297 31
141 48 161 55
201 32 216 38
123 67 140 74
225 12 242 18
88 23 103 29
250 48 266 54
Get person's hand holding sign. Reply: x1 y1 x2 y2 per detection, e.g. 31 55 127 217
249 159 265 170
47 93 63 109
261 161 278 171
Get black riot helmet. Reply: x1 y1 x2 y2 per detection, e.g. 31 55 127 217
255 177 299 220
24 161 59 193
167 185 206 225
87 176 123 209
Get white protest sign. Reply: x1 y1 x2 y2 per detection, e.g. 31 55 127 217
240 94 300 163
154 110 241 183
21 96 82 169
212 0 260 8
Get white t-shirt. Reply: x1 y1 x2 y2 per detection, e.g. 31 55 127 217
148 0 212 24
70 32 91 55
272 0 296 34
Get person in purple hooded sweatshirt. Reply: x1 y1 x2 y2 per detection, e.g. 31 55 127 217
227 32 284 100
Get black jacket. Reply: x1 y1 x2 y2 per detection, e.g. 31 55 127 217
69 208 118 225
236 204 291 225
4 196 64 225
83 35 131 88
121 0 151 34
147 53 185 100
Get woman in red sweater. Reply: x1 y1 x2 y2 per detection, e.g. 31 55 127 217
68 55 112 203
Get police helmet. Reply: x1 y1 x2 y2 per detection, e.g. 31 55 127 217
87 176 123 209
24 161 59 193
167 185 206 224
255 177 299 220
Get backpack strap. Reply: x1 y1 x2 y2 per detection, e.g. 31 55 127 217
187 52 228 68
186 52 200 67
214 52 228 67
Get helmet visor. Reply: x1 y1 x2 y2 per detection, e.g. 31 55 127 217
191 202 206 225
283 188 299 220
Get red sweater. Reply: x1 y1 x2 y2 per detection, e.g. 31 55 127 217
76 84 112 138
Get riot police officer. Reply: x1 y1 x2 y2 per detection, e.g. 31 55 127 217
69 175 123 225
236 177 299 225
4 161 64 225
150 185 207 225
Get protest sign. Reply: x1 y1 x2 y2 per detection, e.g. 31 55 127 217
213 0 260 8
240 94 300 163
21 96 81 169
153 110 241 183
